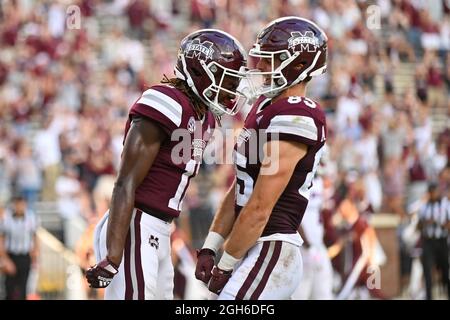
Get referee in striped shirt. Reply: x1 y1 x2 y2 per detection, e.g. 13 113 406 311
0 195 39 300
418 183 450 300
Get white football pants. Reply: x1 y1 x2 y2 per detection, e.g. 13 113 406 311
94 209 174 300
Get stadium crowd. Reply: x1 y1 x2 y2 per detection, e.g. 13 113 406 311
0 0 449 299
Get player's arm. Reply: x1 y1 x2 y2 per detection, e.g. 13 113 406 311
327 240 343 259
297 225 310 248
445 204 450 230
195 180 236 283
445 221 450 230
86 116 166 288
361 227 377 265
207 140 307 293
106 116 166 266
0 231 15 275
223 140 307 262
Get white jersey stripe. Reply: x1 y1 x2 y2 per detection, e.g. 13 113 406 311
270 120 317 136
137 89 183 126
267 115 318 140
267 125 317 141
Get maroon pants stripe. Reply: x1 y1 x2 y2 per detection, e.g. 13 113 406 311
134 210 145 299
236 242 270 300
124 224 133 300
250 241 282 300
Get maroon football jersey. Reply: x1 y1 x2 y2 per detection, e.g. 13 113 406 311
124 84 215 218
234 95 327 236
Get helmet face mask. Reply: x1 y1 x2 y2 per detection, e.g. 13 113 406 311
248 47 299 98
247 16 328 98
175 29 249 117
202 61 249 116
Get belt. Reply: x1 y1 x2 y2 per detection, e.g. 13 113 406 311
135 203 174 223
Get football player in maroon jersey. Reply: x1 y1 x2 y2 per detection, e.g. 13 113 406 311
85 29 248 299
195 17 329 299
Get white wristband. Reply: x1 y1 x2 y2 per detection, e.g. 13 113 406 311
203 232 225 254
218 251 240 271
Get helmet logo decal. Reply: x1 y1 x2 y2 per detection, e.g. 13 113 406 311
287 31 319 52
185 39 215 61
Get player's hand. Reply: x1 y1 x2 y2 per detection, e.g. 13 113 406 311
0 257 16 275
86 257 119 288
208 266 232 295
195 248 215 284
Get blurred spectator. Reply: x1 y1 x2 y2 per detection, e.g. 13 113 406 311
424 51 446 108
418 183 450 300
0 195 39 300
126 0 150 39
184 172 214 250
292 176 334 300
406 144 429 209
191 0 216 28
420 10 441 52
33 114 62 201
171 226 210 300
75 213 104 300
13 140 42 209
353 120 382 212
332 179 386 300
0 145 13 206
55 167 82 221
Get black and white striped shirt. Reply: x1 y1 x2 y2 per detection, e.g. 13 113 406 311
419 197 450 239
0 209 39 254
